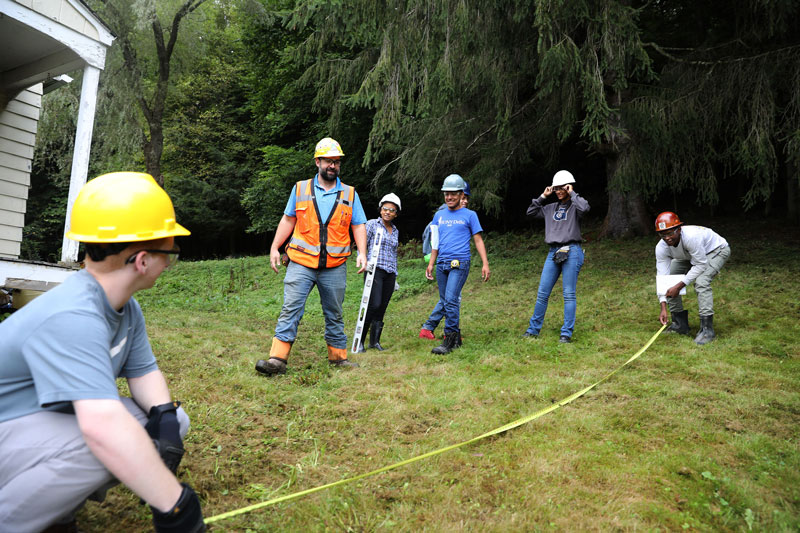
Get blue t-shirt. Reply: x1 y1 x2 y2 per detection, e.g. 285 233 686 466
284 175 367 226
0 270 159 423
432 207 483 262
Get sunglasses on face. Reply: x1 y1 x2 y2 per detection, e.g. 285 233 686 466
553 186 566 192
319 158 341 166
381 206 397 213
125 247 181 269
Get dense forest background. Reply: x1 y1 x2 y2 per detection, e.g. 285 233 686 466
23 0 800 261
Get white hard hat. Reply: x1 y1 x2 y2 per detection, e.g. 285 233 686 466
552 170 576 187
314 137 344 158
379 193 401 211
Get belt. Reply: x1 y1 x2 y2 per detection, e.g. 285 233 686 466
549 240 580 247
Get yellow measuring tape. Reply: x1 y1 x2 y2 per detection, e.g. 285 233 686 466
205 325 666 525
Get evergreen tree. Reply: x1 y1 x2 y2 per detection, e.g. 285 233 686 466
622 0 800 219
162 4 262 256
286 0 548 215
284 0 800 235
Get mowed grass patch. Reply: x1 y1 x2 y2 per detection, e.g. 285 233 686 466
79 220 799 531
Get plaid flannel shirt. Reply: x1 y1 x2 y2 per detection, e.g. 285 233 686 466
365 218 399 274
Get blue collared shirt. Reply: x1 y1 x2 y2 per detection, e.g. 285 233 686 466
284 175 366 225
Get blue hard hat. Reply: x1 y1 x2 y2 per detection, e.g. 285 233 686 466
441 174 466 192
463 181 471 197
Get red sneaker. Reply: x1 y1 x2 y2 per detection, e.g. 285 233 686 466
419 328 436 339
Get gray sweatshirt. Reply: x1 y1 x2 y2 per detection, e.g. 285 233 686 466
527 191 590 245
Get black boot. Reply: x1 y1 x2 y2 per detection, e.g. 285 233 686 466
432 331 460 354
369 321 385 351
694 315 715 345
665 310 691 335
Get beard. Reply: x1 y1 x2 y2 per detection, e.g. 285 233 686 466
319 166 338 183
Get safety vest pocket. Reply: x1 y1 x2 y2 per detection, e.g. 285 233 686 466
295 206 314 235
327 245 351 258
288 242 318 256
337 209 352 227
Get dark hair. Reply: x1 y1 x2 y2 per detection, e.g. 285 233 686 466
83 242 132 262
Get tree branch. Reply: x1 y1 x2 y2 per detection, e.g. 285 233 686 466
644 41 800 66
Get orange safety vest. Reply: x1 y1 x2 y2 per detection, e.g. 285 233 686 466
286 179 355 269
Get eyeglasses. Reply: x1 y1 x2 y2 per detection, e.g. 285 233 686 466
552 186 566 192
319 158 341 166
658 228 680 239
125 247 181 269
381 206 397 213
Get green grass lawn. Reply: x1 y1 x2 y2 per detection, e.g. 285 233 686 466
81 218 799 531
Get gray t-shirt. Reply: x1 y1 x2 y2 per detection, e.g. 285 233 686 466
0 270 158 423
527 192 590 245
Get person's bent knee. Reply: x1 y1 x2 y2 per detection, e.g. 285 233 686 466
694 278 712 291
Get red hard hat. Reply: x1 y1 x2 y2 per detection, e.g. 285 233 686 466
655 212 683 232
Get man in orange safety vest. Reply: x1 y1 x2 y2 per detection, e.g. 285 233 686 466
255 138 368 376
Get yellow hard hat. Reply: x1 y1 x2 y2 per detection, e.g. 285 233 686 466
314 137 345 158
66 172 190 243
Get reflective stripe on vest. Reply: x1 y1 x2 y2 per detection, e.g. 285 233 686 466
286 179 355 269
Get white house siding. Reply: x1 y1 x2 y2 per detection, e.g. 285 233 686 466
16 0 102 41
0 84 41 258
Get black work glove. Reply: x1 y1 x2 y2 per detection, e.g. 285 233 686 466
151 483 205 533
552 246 570 265
144 401 185 474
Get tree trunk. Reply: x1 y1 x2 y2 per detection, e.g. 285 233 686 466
598 152 650 238
143 123 164 186
787 157 799 222
101 0 205 188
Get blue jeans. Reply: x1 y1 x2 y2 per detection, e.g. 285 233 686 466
422 296 462 332
526 244 584 338
434 260 470 335
274 261 348 349
422 299 445 331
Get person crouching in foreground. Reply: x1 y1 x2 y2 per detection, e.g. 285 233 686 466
0 172 204 532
